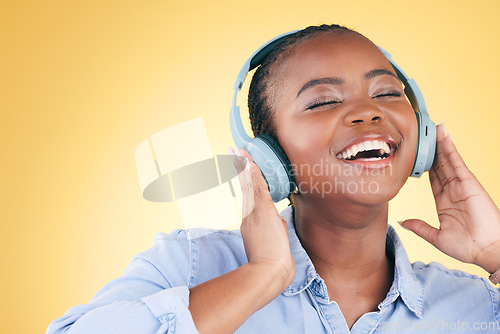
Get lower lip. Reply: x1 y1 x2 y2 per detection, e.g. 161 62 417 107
339 154 394 170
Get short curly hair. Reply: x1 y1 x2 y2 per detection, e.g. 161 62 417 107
247 24 359 138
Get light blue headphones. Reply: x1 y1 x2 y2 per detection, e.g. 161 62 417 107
230 30 436 202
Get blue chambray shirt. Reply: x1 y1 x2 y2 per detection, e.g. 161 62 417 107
47 205 500 333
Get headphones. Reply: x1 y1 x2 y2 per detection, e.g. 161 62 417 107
230 30 436 202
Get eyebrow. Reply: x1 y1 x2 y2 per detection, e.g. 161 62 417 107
296 68 400 98
296 77 344 98
364 68 400 81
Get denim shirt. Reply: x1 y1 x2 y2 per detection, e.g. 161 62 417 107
47 205 500 333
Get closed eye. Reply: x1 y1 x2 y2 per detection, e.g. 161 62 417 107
306 99 342 110
373 91 402 98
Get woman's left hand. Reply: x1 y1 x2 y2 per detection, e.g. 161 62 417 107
400 123 500 273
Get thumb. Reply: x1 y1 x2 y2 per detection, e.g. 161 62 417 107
280 216 290 238
398 219 440 248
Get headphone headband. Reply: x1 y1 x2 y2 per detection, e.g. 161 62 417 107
234 31 300 90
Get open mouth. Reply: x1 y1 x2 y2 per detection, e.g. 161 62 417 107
336 139 395 161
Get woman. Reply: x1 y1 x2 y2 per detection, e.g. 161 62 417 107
47 24 500 334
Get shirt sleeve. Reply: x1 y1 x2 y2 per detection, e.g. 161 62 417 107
46 232 200 334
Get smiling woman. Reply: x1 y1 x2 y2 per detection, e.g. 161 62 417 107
46 24 500 334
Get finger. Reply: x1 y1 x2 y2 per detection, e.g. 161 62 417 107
441 134 475 182
433 123 460 189
399 219 440 248
236 148 274 203
228 146 246 175
229 146 248 185
428 165 443 198
234 147 255 219
230 146 254 218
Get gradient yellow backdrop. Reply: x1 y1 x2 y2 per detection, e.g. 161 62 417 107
1 1 499 333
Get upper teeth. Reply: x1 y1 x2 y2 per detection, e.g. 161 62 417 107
336 140 391 160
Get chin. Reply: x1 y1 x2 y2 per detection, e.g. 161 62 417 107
309 174 406 207
359 174 409 206
348 186 399 207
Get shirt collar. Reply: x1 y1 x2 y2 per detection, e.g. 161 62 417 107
279 205 424 319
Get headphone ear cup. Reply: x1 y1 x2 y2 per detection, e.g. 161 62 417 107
244 135 295 202
258 134 296 191
411 112 437 177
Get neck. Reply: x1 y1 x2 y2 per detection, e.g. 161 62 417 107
292 195 393 290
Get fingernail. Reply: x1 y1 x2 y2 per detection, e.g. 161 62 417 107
234 146 243 165
234 145 242 157
448 134 453 143
397 220 409 230
228 147 236 167
244 158 251 171
440 122 446 137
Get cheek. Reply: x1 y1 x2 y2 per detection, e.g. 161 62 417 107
276 113 336 171
395 110 419 175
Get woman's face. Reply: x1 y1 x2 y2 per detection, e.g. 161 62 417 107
273 32 418 206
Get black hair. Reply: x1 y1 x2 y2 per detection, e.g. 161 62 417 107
247 24 359 138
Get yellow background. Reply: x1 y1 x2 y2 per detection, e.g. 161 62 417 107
1 0 499 332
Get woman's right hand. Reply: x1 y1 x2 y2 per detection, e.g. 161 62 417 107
230 146 295 293
189 147 296 334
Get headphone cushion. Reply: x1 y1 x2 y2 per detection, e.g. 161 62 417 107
257 134 296 192
411 112 436 177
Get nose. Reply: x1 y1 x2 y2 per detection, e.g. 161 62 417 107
343 102 386 126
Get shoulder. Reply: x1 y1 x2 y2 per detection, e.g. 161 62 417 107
412 260 491 289
141 227 244 255
149 227 244 259
412 261 500 321
127 228 246 287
